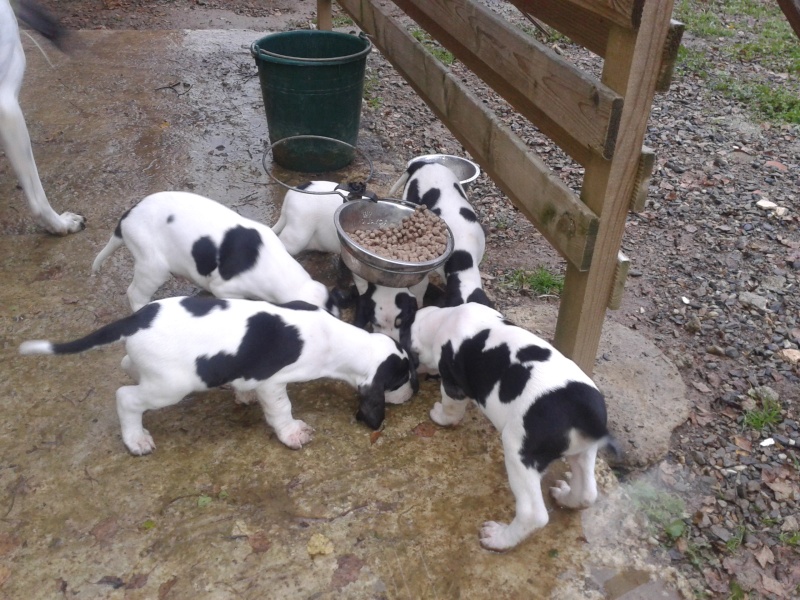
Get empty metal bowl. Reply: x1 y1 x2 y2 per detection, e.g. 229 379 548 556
334 198 454 288
408 154 480 189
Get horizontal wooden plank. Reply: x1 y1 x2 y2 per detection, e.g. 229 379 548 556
393 0 623 163
337 0 599 269
509 0 612 56
565 0 644 30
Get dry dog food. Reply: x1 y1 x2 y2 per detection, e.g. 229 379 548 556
348 205 448 262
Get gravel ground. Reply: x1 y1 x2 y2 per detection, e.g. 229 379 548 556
33 1 800 597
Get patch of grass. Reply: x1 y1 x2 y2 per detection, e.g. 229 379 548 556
779 530 800 546
363 74 382 109
410 28 455 65
628 481 687 542
725 525 747 552
332 14 355 28
743 397 782 431
729 580 747 600
673 0 800 123
501 267 564 296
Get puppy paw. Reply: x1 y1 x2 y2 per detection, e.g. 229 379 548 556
47 212 86 235
550 479 588 509
479 521 513 552
124 429 156 456
277 420 315 449
430 402 460 426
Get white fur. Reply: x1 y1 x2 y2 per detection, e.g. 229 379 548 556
410 303 607 550
0 0 84 234
92 191 336 314
20 297 415 455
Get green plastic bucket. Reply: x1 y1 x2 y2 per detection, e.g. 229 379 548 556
251 30 371 172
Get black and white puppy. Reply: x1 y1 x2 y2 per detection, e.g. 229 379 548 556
272 181 417 341
400 161 492 308
92 191 339 315
20 296 417 455
0 0 85 234
409 303 613 551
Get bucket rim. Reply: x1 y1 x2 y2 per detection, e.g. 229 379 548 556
250 31 372 65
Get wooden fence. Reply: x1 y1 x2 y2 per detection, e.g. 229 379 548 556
317 0 683 375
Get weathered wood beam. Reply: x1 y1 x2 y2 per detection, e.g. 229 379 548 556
554 1 675 373
777 0 800 40
317 0 333 30
656 20 685 92
336 0 599 270
392 0 623 164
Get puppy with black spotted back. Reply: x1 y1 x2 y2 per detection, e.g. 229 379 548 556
409 302 615 551
92 191 340 315
19 296 417 455
398 160 492 308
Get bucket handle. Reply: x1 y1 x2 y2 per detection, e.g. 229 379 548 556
261 135 375 199
250 32 372 63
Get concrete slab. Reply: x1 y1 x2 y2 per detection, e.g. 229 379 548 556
0 30 690 598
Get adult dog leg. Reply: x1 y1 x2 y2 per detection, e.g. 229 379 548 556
256 382 314 449
0 74 85 234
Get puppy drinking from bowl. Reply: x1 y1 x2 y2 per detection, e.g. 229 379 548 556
20 296 418 455
408 302 616 550
92 191 341 315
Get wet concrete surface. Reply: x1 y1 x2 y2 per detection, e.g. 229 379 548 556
1 31 689 598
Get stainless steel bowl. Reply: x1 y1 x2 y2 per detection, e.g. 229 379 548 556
334 198 454 288
408 154 480 189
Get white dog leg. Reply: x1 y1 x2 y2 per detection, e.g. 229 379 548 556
430 388 468 426
120 355 140 382
127 265 170 311
0 81 85 234
480 429 550 551
550 445 599 509
256 383 314 449
115 385 157 455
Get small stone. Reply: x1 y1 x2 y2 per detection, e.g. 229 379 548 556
781 515 798 532
756 199 777 210
725 347 740 359
307 533 334 557
775 206 788 217
738 292 768 311
710 524 731 542
777 349 800 364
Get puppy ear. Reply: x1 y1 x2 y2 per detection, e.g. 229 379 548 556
355 385 385 430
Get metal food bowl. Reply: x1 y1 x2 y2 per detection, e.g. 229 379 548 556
334 198 454 288
408 154 480 190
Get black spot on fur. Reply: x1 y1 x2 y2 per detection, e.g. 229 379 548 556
420 188 441 211
51 303 160 355
519 382 609 472
438 330 511 407
353 283 377 330
405 159 431 178
114 206 133 238
444 250 474 276
191 236 218 277
453 182 468 200
458 206 477 222
277 300 319 311
466 287 494 308
296 181 313 190
167 214 175 224
517 345 551 363
499 364 531 403
443 273 465 307
180 297 229 317
218 226 263 280
195 312 303 388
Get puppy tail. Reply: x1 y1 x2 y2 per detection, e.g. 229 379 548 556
387 171 410 197
91 234 124 274
19 340 55 355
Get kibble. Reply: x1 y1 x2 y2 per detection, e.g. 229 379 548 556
348 205 448 262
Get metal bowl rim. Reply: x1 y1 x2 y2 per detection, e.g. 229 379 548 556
334 199 454 271
405 154 480 184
